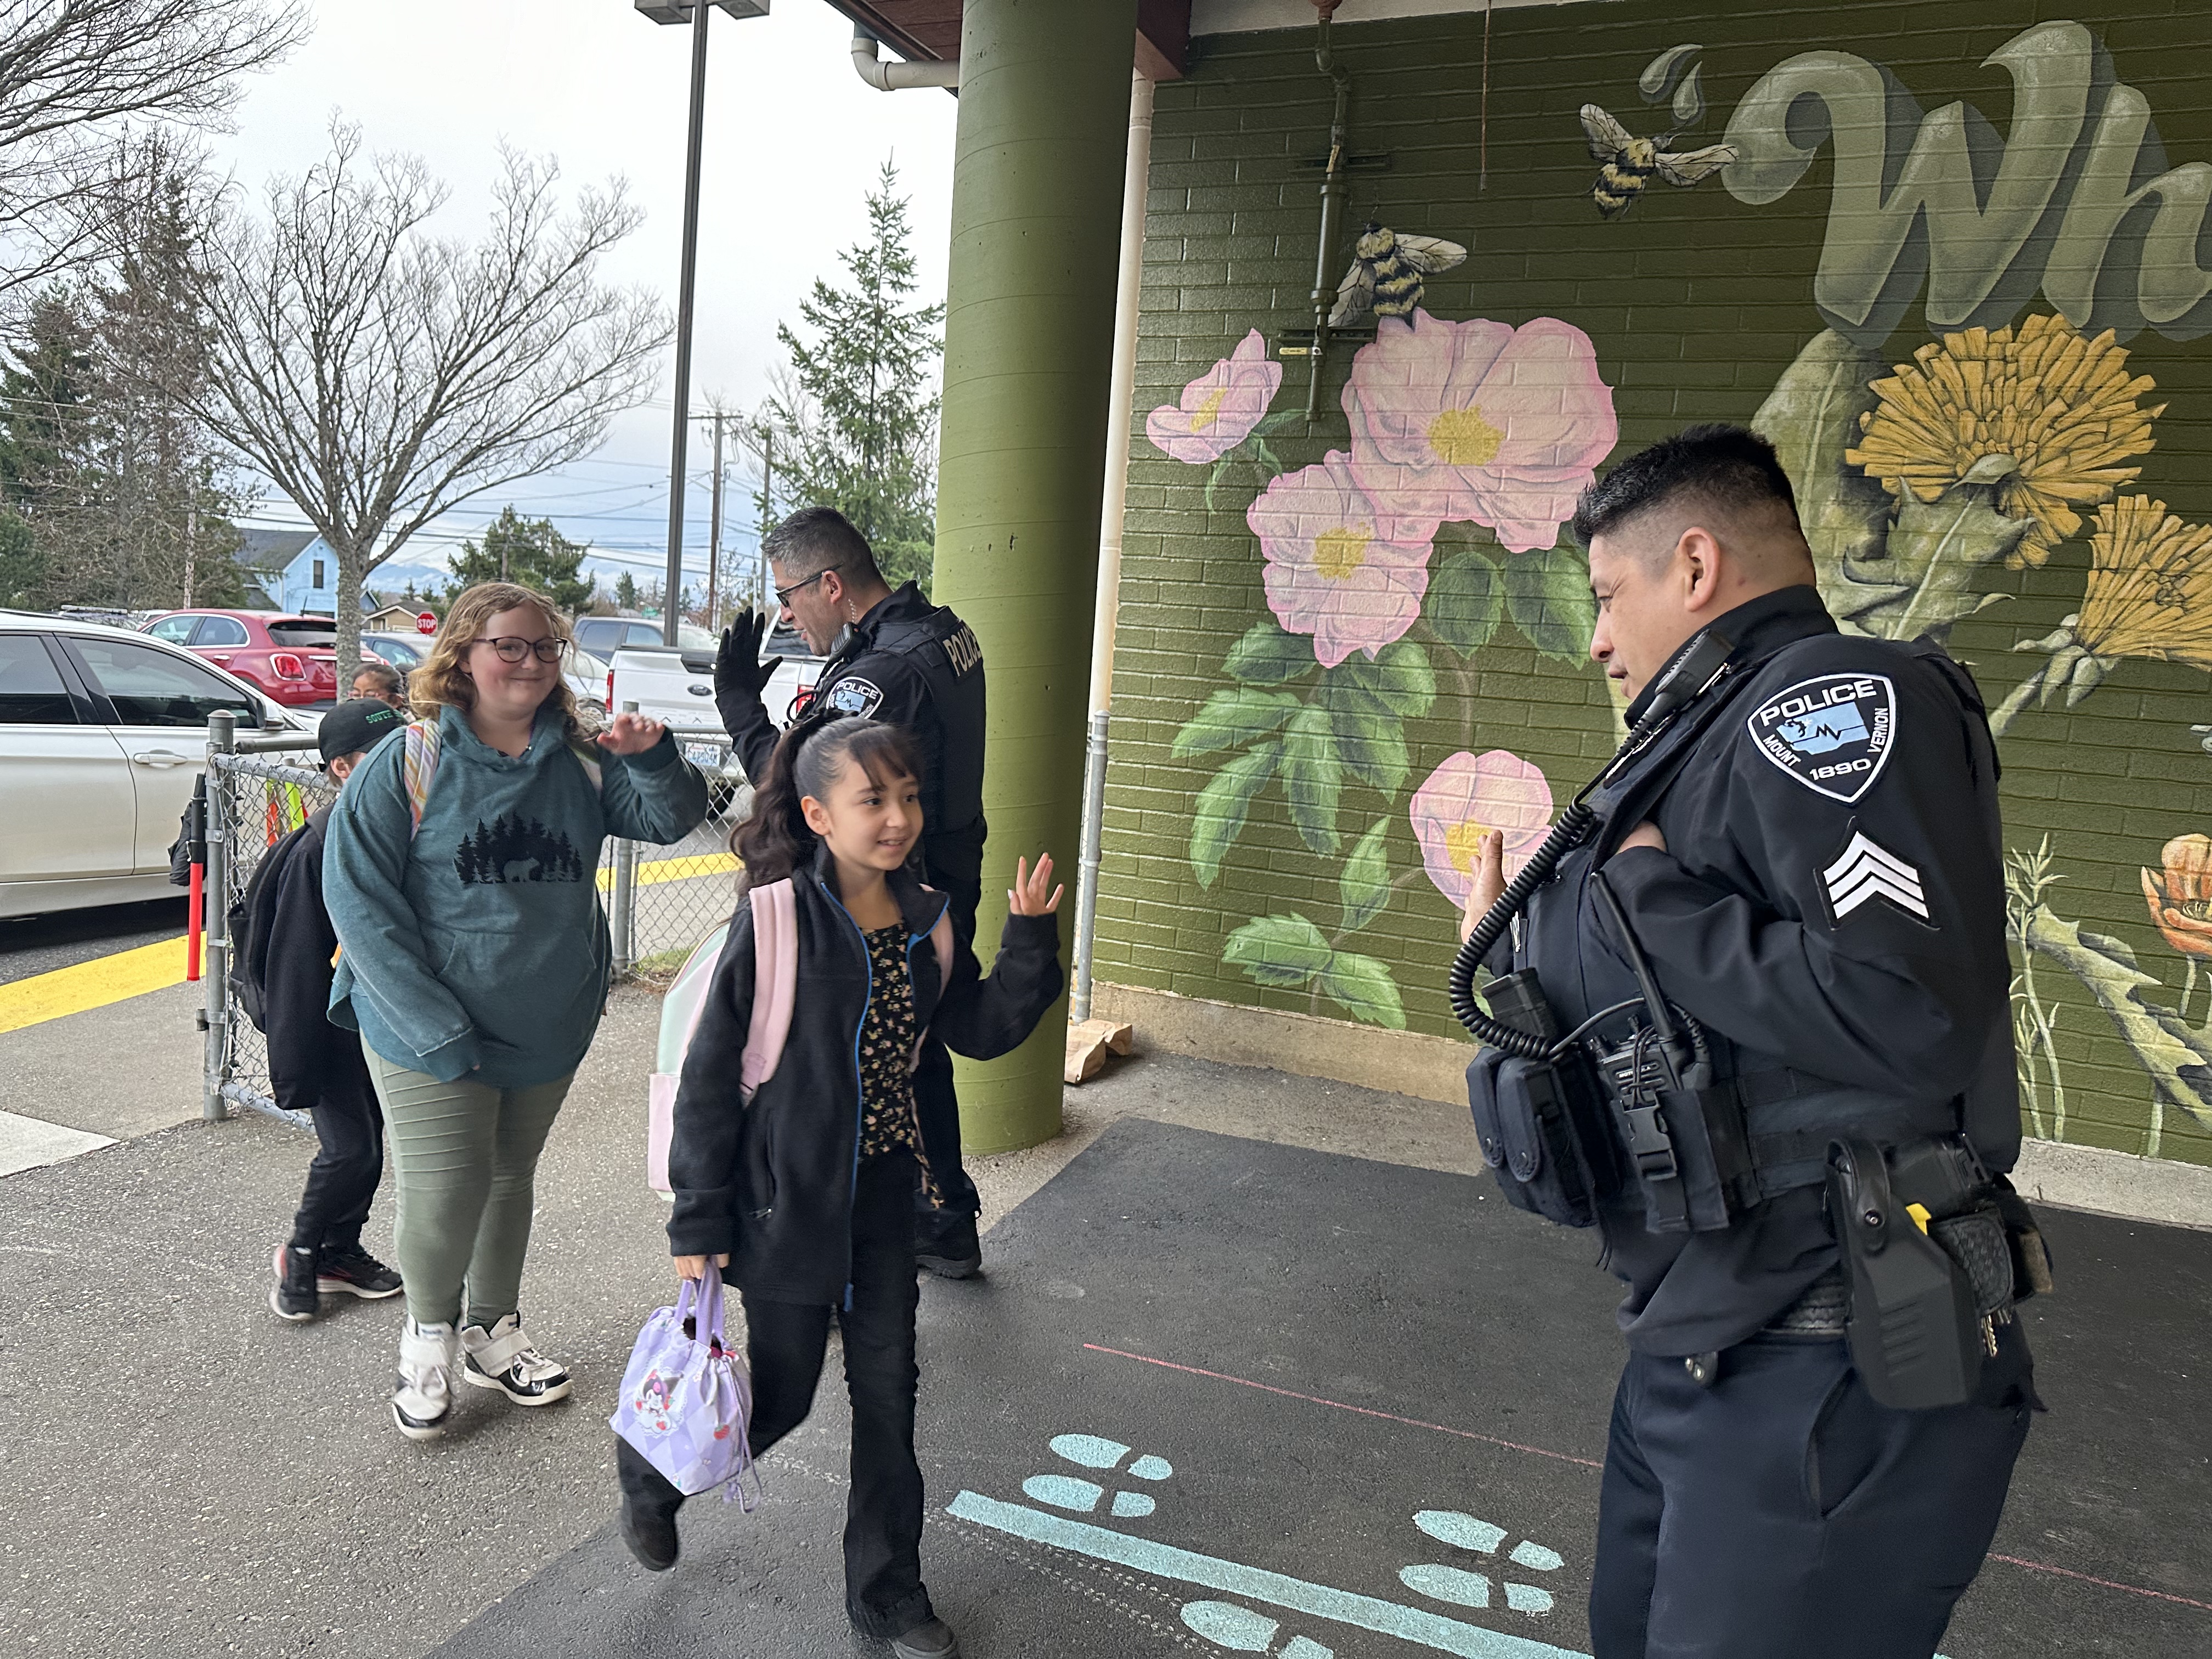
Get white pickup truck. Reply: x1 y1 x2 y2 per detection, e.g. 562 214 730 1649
606 623 821 810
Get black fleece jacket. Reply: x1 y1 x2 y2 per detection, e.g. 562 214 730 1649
263 804 374 1119
665 843 1063 1302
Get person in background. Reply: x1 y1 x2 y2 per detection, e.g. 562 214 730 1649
715 508 993 1279
618 714 1064 1659
324 580 710 1441
268 697 410 1321
351 661 408 710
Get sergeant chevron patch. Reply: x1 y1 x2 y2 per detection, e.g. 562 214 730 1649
1822 830 1929 923
1747 673 1897 802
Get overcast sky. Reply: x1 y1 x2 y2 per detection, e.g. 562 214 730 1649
207 0 960 598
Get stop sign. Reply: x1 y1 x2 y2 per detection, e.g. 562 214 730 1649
416 611 437 635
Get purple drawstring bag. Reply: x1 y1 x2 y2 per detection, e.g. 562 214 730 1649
610 1262 760 1506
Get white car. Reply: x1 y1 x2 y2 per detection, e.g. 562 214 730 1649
0 609 314 918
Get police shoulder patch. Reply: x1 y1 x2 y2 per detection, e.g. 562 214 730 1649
1745 672 1898 803
825 676 884 718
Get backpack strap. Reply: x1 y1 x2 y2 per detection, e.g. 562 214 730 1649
567 741 604 792
739 879 798 1102
909 901 958 1071
402 721 441 840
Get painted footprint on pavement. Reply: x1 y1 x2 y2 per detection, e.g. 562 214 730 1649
1180 1601 1335 1657
1023 1432 1175 1520
1401 1509 1565 1616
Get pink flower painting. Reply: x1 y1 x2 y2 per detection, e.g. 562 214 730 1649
1249 450 1435 668
1410 750 1556 905
1344 311 1617 552
1146 329 1284 464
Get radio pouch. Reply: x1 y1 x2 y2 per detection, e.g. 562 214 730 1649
1468 1048 1615 1229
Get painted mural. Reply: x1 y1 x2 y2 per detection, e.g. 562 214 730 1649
1122 8 2212 1164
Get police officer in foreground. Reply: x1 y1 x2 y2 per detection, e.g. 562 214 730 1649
714 506 989 1278
1455 427 2042 1656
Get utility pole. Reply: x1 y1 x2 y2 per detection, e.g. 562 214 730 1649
707 410 725 631
660 0 712 644
758 426 774 608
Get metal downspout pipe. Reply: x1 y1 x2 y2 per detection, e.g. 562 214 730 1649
1071 67 1155 1024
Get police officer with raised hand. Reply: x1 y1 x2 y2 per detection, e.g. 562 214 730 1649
715 506 991 1278
1455 426 2041 1657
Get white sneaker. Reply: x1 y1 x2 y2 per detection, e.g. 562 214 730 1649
460 1313 573 1406
392 1318 458 1440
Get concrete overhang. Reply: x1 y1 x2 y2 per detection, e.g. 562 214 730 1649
822 0 1192 80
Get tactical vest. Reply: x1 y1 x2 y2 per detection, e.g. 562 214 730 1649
1510 633 2006 1220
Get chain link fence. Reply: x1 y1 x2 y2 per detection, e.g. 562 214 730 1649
199 715 748 1127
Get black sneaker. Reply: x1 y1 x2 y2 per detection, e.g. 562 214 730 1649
317 1244 403 1300
915 1212 982 1280
889 1617 960 1659
619 1502 679 1571
269 1244 318 1322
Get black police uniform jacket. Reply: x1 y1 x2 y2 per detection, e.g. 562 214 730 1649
1511 585 2017 1357
721 583 989 922
663 844 1062 1304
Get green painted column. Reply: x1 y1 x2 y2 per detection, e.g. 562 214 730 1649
933 0 1138 1154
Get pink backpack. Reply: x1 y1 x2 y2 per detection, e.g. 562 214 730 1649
646 879 956 1196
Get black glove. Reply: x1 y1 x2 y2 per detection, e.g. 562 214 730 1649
715 609 773 704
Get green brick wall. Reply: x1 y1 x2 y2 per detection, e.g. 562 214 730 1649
1097 2 2212 1168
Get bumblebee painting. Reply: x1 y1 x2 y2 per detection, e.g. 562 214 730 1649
1329 222 1468 328
1578 104 1737 218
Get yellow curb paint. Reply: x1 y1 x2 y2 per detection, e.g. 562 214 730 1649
596 852 741 892
0 936 190 1036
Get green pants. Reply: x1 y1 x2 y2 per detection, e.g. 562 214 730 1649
363 1050 575 1330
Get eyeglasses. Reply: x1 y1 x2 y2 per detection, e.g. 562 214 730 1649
472 636 565 664
774 567 839 608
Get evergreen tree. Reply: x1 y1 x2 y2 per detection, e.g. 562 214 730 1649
447 506 595 612
613 571 639 611
759 161 943 590
0 291 91 608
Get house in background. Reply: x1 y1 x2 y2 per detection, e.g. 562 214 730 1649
232 528 314 610
362 595 422 631
269 535 341 615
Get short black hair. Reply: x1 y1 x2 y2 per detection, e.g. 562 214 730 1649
352 662 402 692
761 506 882 585
1568 424 1802 550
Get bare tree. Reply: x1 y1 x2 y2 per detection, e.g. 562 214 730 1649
188 124 670 674
0 0 306 300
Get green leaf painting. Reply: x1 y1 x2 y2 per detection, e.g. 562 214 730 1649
1501 544 1599 664
1190 740 1280 889
1224 913 1333 987
1427 549 1504 658
1224 622 1319 686
1319 950 1408 1028
1280 704 1344 855
1340 817 1392 933
1171 687 1300 760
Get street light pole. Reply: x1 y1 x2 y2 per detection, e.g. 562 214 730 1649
707 409 725 631
659 0 713 645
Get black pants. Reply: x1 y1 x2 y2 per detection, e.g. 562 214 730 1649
1589 1330 2033 1658
286 1044 385 1254
617 1152 932 1638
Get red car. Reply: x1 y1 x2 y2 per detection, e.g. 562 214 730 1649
140 610 365 707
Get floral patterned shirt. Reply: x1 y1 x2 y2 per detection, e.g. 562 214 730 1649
856 923 922 1161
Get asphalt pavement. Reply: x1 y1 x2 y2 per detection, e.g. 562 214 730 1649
0 894 188 983
1 949 2207 1659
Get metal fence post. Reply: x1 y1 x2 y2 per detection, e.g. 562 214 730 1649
608 701 640 973
201 711 235 1121
1071 707 1110 1023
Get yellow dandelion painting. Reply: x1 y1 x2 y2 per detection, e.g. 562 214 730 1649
1846 312 2163 568
2076 494 2212 668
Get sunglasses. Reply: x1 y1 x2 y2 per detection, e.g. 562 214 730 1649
774 567 839 608
472 636 565 664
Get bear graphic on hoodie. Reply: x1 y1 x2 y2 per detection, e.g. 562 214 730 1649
455 814 584 885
